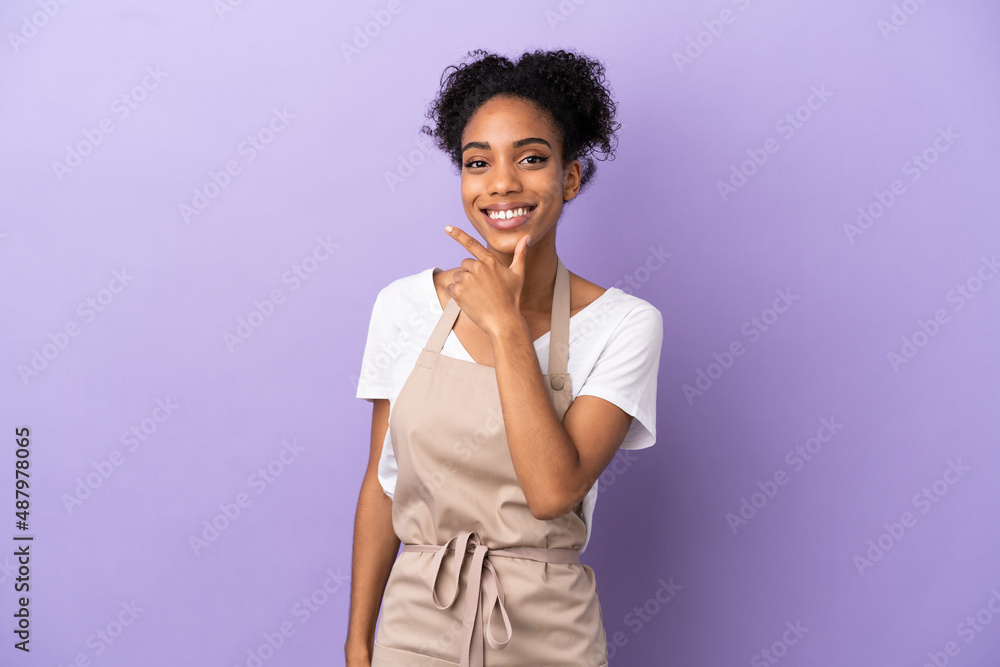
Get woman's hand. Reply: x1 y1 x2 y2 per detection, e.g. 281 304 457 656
443 225 531 339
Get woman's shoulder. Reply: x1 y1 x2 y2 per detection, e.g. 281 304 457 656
570 271 662 323
367 268 443 332
567 270 609 315
375 266 439 304
431 266 456 311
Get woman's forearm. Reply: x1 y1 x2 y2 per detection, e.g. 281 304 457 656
489 314 582 520
344 475 400 662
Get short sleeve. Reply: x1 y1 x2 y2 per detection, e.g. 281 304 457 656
355 288 394 402
576 305 663 450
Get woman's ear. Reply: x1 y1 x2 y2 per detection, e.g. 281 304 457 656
562 159 582 202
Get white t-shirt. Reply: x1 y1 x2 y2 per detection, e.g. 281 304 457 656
355 266 663 554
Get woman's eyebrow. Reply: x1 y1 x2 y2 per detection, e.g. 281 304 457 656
461 137 552 153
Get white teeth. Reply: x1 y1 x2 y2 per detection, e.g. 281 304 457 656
487 207 530 220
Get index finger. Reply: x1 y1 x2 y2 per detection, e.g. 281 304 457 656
444 225 489 261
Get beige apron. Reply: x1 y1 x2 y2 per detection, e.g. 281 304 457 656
371 257 608 667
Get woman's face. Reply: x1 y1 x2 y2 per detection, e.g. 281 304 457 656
459 95 580 256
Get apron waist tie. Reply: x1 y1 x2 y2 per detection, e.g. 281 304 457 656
402 530 581 667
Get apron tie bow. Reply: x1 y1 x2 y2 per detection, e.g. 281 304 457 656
403 531 581 667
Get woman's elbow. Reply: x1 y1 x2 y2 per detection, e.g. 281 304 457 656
527 491 576 521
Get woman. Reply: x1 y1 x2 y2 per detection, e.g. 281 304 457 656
347 48 663 666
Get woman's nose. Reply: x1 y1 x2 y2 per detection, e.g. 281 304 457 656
489 158 522 195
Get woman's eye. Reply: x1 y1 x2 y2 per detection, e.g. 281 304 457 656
463 155 548 170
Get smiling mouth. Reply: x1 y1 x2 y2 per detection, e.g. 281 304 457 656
482 205 536 221
481 205 536 229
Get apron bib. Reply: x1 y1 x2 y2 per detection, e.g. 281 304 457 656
372 257 608 667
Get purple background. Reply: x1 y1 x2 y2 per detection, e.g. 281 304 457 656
2 1 999 665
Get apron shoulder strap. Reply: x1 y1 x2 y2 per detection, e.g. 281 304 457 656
548 257 570 376
426 297 461 353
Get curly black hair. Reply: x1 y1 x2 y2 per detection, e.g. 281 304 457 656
419 48 620 201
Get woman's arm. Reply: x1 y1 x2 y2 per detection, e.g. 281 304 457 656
345 398 400 666
490 320 634 521
440 227 636 522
